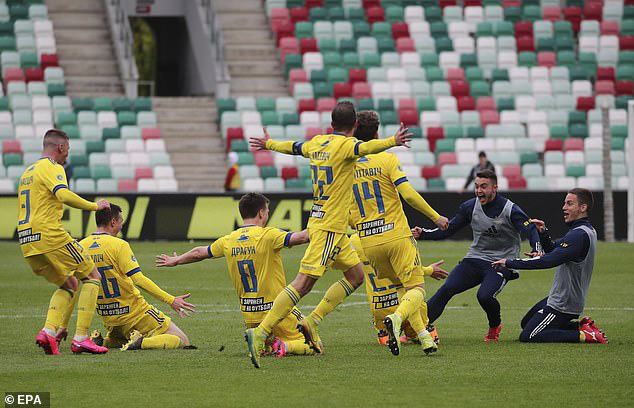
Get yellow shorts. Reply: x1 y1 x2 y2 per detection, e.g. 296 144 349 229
299 229 360 278
104 306 172 348
363 236 425 288
25 241 95 286
246 307 305 342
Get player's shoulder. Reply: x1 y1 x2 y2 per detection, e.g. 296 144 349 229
461 197 478 211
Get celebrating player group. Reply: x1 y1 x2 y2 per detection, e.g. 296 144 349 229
17 106 608 364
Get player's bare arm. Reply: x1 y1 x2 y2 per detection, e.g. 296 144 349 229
156 246 210 267
287 229 310 247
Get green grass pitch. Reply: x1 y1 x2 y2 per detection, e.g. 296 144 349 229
1 240 633 407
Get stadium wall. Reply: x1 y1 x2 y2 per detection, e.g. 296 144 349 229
1 192 627 241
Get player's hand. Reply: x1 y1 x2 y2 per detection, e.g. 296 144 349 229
435 216 449 231
491 259 507 270
530 219 547 233
411 226 422 239
171 293 196 318
429 260 448 280
156 252 179 267
523 251 543 258
249 127 270 151
393 122 412 148
96 199 110 210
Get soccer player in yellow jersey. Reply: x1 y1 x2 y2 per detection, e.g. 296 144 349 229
17 129 109 355
245 102 411 368
79 204 195 351
349 111 449 356
156 193 314 359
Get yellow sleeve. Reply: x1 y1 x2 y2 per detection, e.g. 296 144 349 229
342 136 396 159
265 139 310 157
55 188 99 211
118 241 142 277
41 163 68 193
422 265 434 276
207 237 226 258
265 227 294 250
395 162 440 223
130 272 175 305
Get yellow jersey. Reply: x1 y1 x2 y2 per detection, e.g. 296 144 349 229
349 152 413 247
79 232 150 326
17 158 73 256
209 224 294 325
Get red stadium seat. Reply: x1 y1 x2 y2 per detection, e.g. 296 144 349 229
279 37 299 63
24 67 43 82
3 67 24 83
516 36 535 52
298 99 316 114
270 8 290 27
564 7 582 32
563 138 584 151
141 127 161 140
537 52 556 67
40 53 59 69
446 67 465 81
348 68 366 83
225 130 243 152
300 38 318 54
273 22 295 46
515 21 533 37
305 0 324 8
596 67 615 81
396 37 415 52
480 110 499 127
507 176 526 189
426 127 444 151
438 152 457 166
583 3 602 20
281 166 299 180
439 0 457 8
305 127 322 139
134 167 153 180
576 96 595 111
392 22 409 39
362 0 381 8
398 109 418 126
397 98 416 111
450 80 470 97
544 139 563 151
615 80 634 95
502 0 521 7
254 151 274 167
595 80 615 95
601 21 619 36
542 6 561 21
352 82 372 99
290 7 309 23
502 165 521 178
476 97 496 111
457 96 475 112
464 0 482 6
421 165 441 179
316 97 336 112
289 69 308 89
366 7 385 23
118 179 137 192
333 82 352 98
620 36 634 50
2 140 21 154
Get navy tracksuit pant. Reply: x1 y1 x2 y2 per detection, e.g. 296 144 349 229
519 297 581 343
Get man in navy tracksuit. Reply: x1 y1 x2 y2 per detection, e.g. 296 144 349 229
492 188 608 344
412 170 540 341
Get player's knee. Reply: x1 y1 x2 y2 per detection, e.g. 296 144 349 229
291 274 316 296
179 333 190 347
519 328 531 343
476 292 493 305
344 264 364 288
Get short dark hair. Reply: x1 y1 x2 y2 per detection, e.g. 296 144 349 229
43 129 68 150
239 193 270 219
331 101 356 132
476 169 497 184
353 110 379 142
478 151 487 158
95 203 121 227
568 188 593 212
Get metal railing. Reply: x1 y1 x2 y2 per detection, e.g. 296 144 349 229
200 0 231 97
104 0 140 98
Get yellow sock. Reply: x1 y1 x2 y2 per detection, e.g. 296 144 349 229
59 289 77 330
141 334 182 349
259 285 301 336
395 287 425 322
286 339 314 355
75 279 100 336
420 300 430 327
310 278 355 324
580 331 586 342
44 289 72 331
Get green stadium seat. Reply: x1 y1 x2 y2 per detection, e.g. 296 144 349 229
93 97 113 112
112 98 133 112
117 111 136 126
256 97 275 112
518 52 536 67
566 165 585 178
133 98 152 112
102 127 120 140
427 178 445 190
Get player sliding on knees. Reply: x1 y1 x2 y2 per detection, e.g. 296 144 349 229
349 110 449 356
157 193 315 359
81 204 195 351
244 102 411 368
492 188 607 344
412 170 541 342
17 129 110 354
